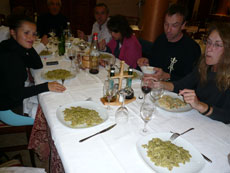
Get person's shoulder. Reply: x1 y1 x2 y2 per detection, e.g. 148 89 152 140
124 35 141 48
182 34 200 47
154 33 167 43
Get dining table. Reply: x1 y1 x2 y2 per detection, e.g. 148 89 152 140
29 40 230 173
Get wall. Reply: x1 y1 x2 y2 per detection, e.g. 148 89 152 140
0 0 11 16
97 0 140 17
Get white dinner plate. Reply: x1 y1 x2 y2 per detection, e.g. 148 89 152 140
136 133 205 173
39 50 53 58
156 91 192 112
41 68 76 81
56 101 108 128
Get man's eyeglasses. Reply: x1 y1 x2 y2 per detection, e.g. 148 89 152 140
204 39 224 49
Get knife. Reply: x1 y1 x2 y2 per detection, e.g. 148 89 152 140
79 124 117 142
201 153 212 163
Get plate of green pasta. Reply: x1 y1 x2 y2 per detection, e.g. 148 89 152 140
41 68 76 81
136 133 205 173
56 101 108 128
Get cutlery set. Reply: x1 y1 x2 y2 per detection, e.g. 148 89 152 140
169 128 212 163
79 125 213 163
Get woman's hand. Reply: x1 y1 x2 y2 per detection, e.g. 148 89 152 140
179 89 211 115
179 89 200 108
48 82 66 92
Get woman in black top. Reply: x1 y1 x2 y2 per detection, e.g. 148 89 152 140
0 15 65 114
149 23 230 124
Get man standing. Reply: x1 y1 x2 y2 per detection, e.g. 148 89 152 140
138 4 201 81
77 3 111 44
37 0 67 37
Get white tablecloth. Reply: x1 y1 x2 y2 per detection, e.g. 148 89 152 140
32 55 230 173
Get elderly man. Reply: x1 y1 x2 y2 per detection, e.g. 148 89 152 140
37 0 67 37
77 3 111 44
138 4 201 81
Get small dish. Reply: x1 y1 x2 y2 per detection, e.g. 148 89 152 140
140 66 155 74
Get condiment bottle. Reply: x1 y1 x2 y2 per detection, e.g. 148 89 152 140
124 67 134 99
89 33 100 74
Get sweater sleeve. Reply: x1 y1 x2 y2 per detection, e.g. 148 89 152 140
1 52 49 109
24 48 43 69
208 90 230 124
173 69 199 93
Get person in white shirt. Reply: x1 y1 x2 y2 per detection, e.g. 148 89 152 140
77 3 111 45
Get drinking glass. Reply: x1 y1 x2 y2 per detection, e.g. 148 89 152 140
48 29 56 46
141 78 154 101
115 90 129 124
67 48 76 70
140 101 155 134
103 80 115 110
150 87 164 102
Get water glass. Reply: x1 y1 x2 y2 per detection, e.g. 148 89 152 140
115 90 129 124
140 101 155 134
103 80 115 110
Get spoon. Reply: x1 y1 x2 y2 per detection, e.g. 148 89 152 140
170 128 194 141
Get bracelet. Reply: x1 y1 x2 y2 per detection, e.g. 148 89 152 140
201 104 210 115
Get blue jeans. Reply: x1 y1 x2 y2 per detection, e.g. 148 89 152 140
0 110 34 126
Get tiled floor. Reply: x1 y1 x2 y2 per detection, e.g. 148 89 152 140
0 133 49 172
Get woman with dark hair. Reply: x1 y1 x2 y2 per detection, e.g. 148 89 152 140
102 15 141 68
0 15 65 125
149 22 230 124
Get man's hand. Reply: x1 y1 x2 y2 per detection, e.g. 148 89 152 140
99 39 106 51
152 67 170 81
137 57 149 67
41 35 49 46
77 30 87 41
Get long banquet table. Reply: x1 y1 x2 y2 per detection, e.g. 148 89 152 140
31 54 230 173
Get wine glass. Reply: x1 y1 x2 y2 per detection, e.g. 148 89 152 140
140 101 155 134
141 78 154 101
103 80 115 110
67 48 76 71
115 90 129 124
150 87 164 102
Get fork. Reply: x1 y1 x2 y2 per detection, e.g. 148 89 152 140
228 153 230 165
170 128 194 141
61 79 65 85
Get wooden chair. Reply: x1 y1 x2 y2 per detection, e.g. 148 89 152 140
0 121 36 167
0 14 6 26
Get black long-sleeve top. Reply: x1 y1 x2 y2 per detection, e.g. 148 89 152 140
173 68 230 124
37 13 67 37
147 34 201 81
0 38 49 110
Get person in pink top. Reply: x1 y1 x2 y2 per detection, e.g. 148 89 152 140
100 15 142 68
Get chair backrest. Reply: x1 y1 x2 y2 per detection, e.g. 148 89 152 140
0 14 6 26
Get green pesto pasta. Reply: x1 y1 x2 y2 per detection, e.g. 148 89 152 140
45 69 72 80
63 106 103 127
158 95 187 109
142 138 191 171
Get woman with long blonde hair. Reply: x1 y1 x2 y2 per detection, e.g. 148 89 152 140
151 22 230 123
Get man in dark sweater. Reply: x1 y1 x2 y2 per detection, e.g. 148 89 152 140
37 0 67 37
138 4 201 81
